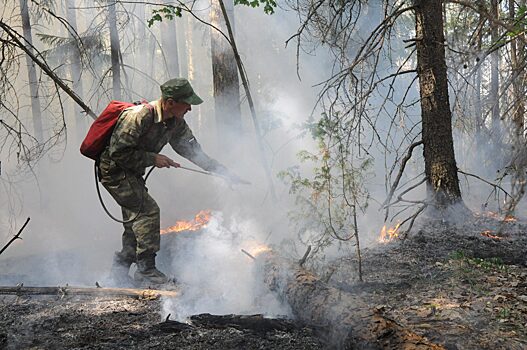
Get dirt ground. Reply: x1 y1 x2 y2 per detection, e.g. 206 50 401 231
325 214 527 349
1 214 526 349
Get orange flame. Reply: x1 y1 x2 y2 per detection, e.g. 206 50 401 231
481 230 506 240
242 240 272 258
477 211 517 222
379 222 401 243
160 210 211 235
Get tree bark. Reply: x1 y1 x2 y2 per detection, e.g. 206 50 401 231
475 14 484 134
216 0 277 200
160 12 180 77
19 0 43 141
108 0 122 100
415 0 462 206
210 0 242 137
490 0 500 129
65 0 87 138
257 251 445 349
509 0 525 136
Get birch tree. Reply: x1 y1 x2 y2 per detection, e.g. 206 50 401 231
19 0 43 141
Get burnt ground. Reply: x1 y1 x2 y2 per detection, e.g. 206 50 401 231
325 214 527 349
1 214 527 349
0 296 322 349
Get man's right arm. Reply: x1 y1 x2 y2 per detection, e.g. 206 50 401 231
168 120 224 172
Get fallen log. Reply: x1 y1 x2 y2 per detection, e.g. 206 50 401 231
0 286 178 300
256 251 445 350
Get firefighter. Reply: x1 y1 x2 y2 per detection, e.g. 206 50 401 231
98 78 239 286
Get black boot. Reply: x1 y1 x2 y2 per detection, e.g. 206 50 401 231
134 254 168 285
109 252 135 287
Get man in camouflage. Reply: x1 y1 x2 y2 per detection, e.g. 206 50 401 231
98 78 235 285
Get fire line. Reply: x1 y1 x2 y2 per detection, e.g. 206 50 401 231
160 210 212 235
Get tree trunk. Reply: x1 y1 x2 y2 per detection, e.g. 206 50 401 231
490 0 500 130
509 0 525 136
108 0 121 100
65 0 86 138
210 0 242 138
414 0 462 206
160 15 180 78
19 0 43 141
474 14 484 135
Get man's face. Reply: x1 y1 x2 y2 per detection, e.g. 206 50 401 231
165 99 192 121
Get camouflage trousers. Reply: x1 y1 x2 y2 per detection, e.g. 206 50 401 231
98 165 160 263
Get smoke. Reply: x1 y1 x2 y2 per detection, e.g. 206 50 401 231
160 213 291 320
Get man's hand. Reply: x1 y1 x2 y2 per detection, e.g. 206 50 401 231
154 154 180 168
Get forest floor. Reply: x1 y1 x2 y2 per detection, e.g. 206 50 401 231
0 213 526 349
326 213 527 349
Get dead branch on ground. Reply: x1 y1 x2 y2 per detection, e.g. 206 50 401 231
0 285 178 299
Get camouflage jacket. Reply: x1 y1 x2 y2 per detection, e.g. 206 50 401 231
98 99 222 177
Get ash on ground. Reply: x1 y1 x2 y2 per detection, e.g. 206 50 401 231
0 296 323 349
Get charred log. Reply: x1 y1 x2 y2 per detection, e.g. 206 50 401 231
257 251 445 349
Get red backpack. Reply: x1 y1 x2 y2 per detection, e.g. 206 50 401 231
80 100 153 160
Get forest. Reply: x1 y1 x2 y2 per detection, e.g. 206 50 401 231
0 0 527 349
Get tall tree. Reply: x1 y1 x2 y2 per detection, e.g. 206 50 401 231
108 0 122 100
509 0 525 136
65 0 86 138
489 0 500 130
160 15 180 77
19 0 43 141
210 0 242 138
415 0 462 205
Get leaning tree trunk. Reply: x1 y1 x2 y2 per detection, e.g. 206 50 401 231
210 0 242 139
19 0 43 141
415 0 462 206
256 251 445 349
108 0 121 100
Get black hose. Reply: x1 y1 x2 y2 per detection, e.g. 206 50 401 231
94 162 155 224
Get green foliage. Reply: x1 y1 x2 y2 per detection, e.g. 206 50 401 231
148 5 183 27
279 111 373 258
234 0 276 15
37 32 107 65
448 250 507 271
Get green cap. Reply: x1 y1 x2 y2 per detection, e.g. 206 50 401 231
160 78 203 105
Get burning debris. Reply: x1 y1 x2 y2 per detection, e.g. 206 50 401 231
480 230 509 240
475 211 517 223
241 240 272 258
378 222 401 243
160 210 212 235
